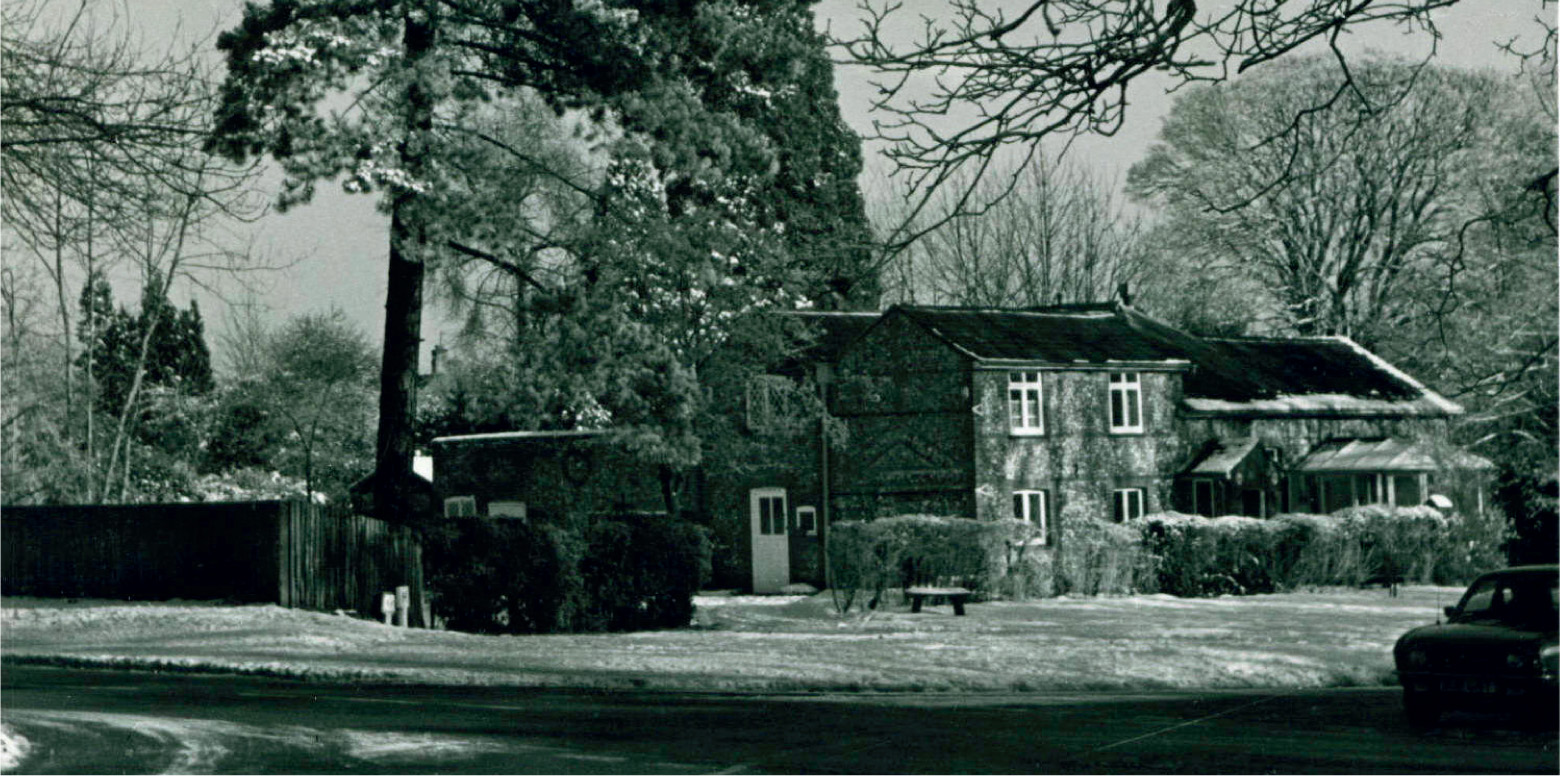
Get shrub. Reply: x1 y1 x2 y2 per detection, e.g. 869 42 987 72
421 517 585 634
1052 505 1151 596
1142 513 1287 596
579 516 712 632
423 513 710 634
827 515 1035 609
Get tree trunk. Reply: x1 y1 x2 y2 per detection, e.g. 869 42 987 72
371 4 433 524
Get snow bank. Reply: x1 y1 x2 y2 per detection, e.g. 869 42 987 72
0 724 30 772
1 587 1459 694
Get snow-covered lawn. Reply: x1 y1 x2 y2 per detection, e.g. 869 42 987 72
0 587 1459 693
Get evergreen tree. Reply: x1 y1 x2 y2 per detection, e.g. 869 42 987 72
211 0 874 518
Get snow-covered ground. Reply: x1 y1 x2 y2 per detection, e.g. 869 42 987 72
0 587 1458 693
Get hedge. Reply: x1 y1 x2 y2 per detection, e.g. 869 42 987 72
829 506 1507 604
422 513 711 634
827 515 1036 610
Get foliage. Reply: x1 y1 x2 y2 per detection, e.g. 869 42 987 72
578 516 713 632
1130 57 1550 343
210 0 874 519
827 515 1037 610
422 518 587 635
1142 507 1508 597
78 272 213 417
1049 506 1151 597
422 514 710 635
1496 471 1559 565
878 154 1147 307
837 0 1529 251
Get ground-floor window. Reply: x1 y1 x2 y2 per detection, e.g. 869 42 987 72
796 505 817 536
1013 489 1049 545
443 495 477 518
1112 488 1145 522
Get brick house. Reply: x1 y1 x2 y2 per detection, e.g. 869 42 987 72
429 301 1492 593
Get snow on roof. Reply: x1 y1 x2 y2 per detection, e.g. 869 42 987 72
1183 437 1261 477
1295 438 1494 473
430 429 609 445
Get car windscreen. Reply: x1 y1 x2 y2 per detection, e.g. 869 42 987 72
1454 574 1559 627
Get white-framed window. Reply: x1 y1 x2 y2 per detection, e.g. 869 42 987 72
1108 372 1143 433
796 506 818 536
757 491 787 535
1013 489 1049 545
1112 488 1145 523
443 495 477 518
1008 371 1044 434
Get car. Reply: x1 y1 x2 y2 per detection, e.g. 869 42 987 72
1393 564 1558 727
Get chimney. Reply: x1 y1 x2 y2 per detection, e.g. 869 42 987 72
431 344 446 375
1117 282 1133 307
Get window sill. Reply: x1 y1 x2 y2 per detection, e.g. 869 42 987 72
1108 428 1146 436
1008 429 1046 438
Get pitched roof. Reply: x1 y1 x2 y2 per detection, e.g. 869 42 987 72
1183 437 1262 477
871 303 1461 418
1177 336 1462 416
1295 438 1494 473
891 305 1191 365
783 311 880 363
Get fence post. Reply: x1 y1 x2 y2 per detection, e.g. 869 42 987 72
395 585 410 627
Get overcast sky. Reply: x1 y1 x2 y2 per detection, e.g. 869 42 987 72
100 0 1554 371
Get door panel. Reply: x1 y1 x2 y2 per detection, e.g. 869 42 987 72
749 488 790 593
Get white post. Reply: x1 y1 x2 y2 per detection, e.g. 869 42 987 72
395 586 411 628
381 592 396 626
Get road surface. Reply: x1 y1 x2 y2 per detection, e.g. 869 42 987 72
2 666 1554 773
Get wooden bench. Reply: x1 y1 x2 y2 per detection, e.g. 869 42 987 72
906 586 973 616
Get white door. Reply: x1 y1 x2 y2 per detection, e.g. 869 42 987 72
749 488 790 593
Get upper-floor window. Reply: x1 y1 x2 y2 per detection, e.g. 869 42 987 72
745 375 795 432
1112 488 1145 523
1008 371 1044 434
1108 372 1143 433
1013 489 1050 545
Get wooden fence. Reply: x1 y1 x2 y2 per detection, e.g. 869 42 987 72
2 501 425 626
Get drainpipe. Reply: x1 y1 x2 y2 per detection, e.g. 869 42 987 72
819 363 833 592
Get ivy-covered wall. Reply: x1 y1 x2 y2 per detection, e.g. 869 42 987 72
432 436 669 522
832 313 974 523
970 368 1189 524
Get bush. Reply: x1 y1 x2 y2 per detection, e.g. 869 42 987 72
828 515 1035 609
579 516 712 632
423 513 710 634
1143 506 1508 597
1142 513 1287 597
422 518 585 634
1051 505 1152 596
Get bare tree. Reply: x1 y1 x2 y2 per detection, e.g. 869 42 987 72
878 154 1147 307
834 0 1509 250
1 0 266 504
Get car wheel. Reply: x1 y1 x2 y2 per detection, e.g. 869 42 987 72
1403 687 1440 728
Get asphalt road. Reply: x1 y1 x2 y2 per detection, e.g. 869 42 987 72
1 666 1555 774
